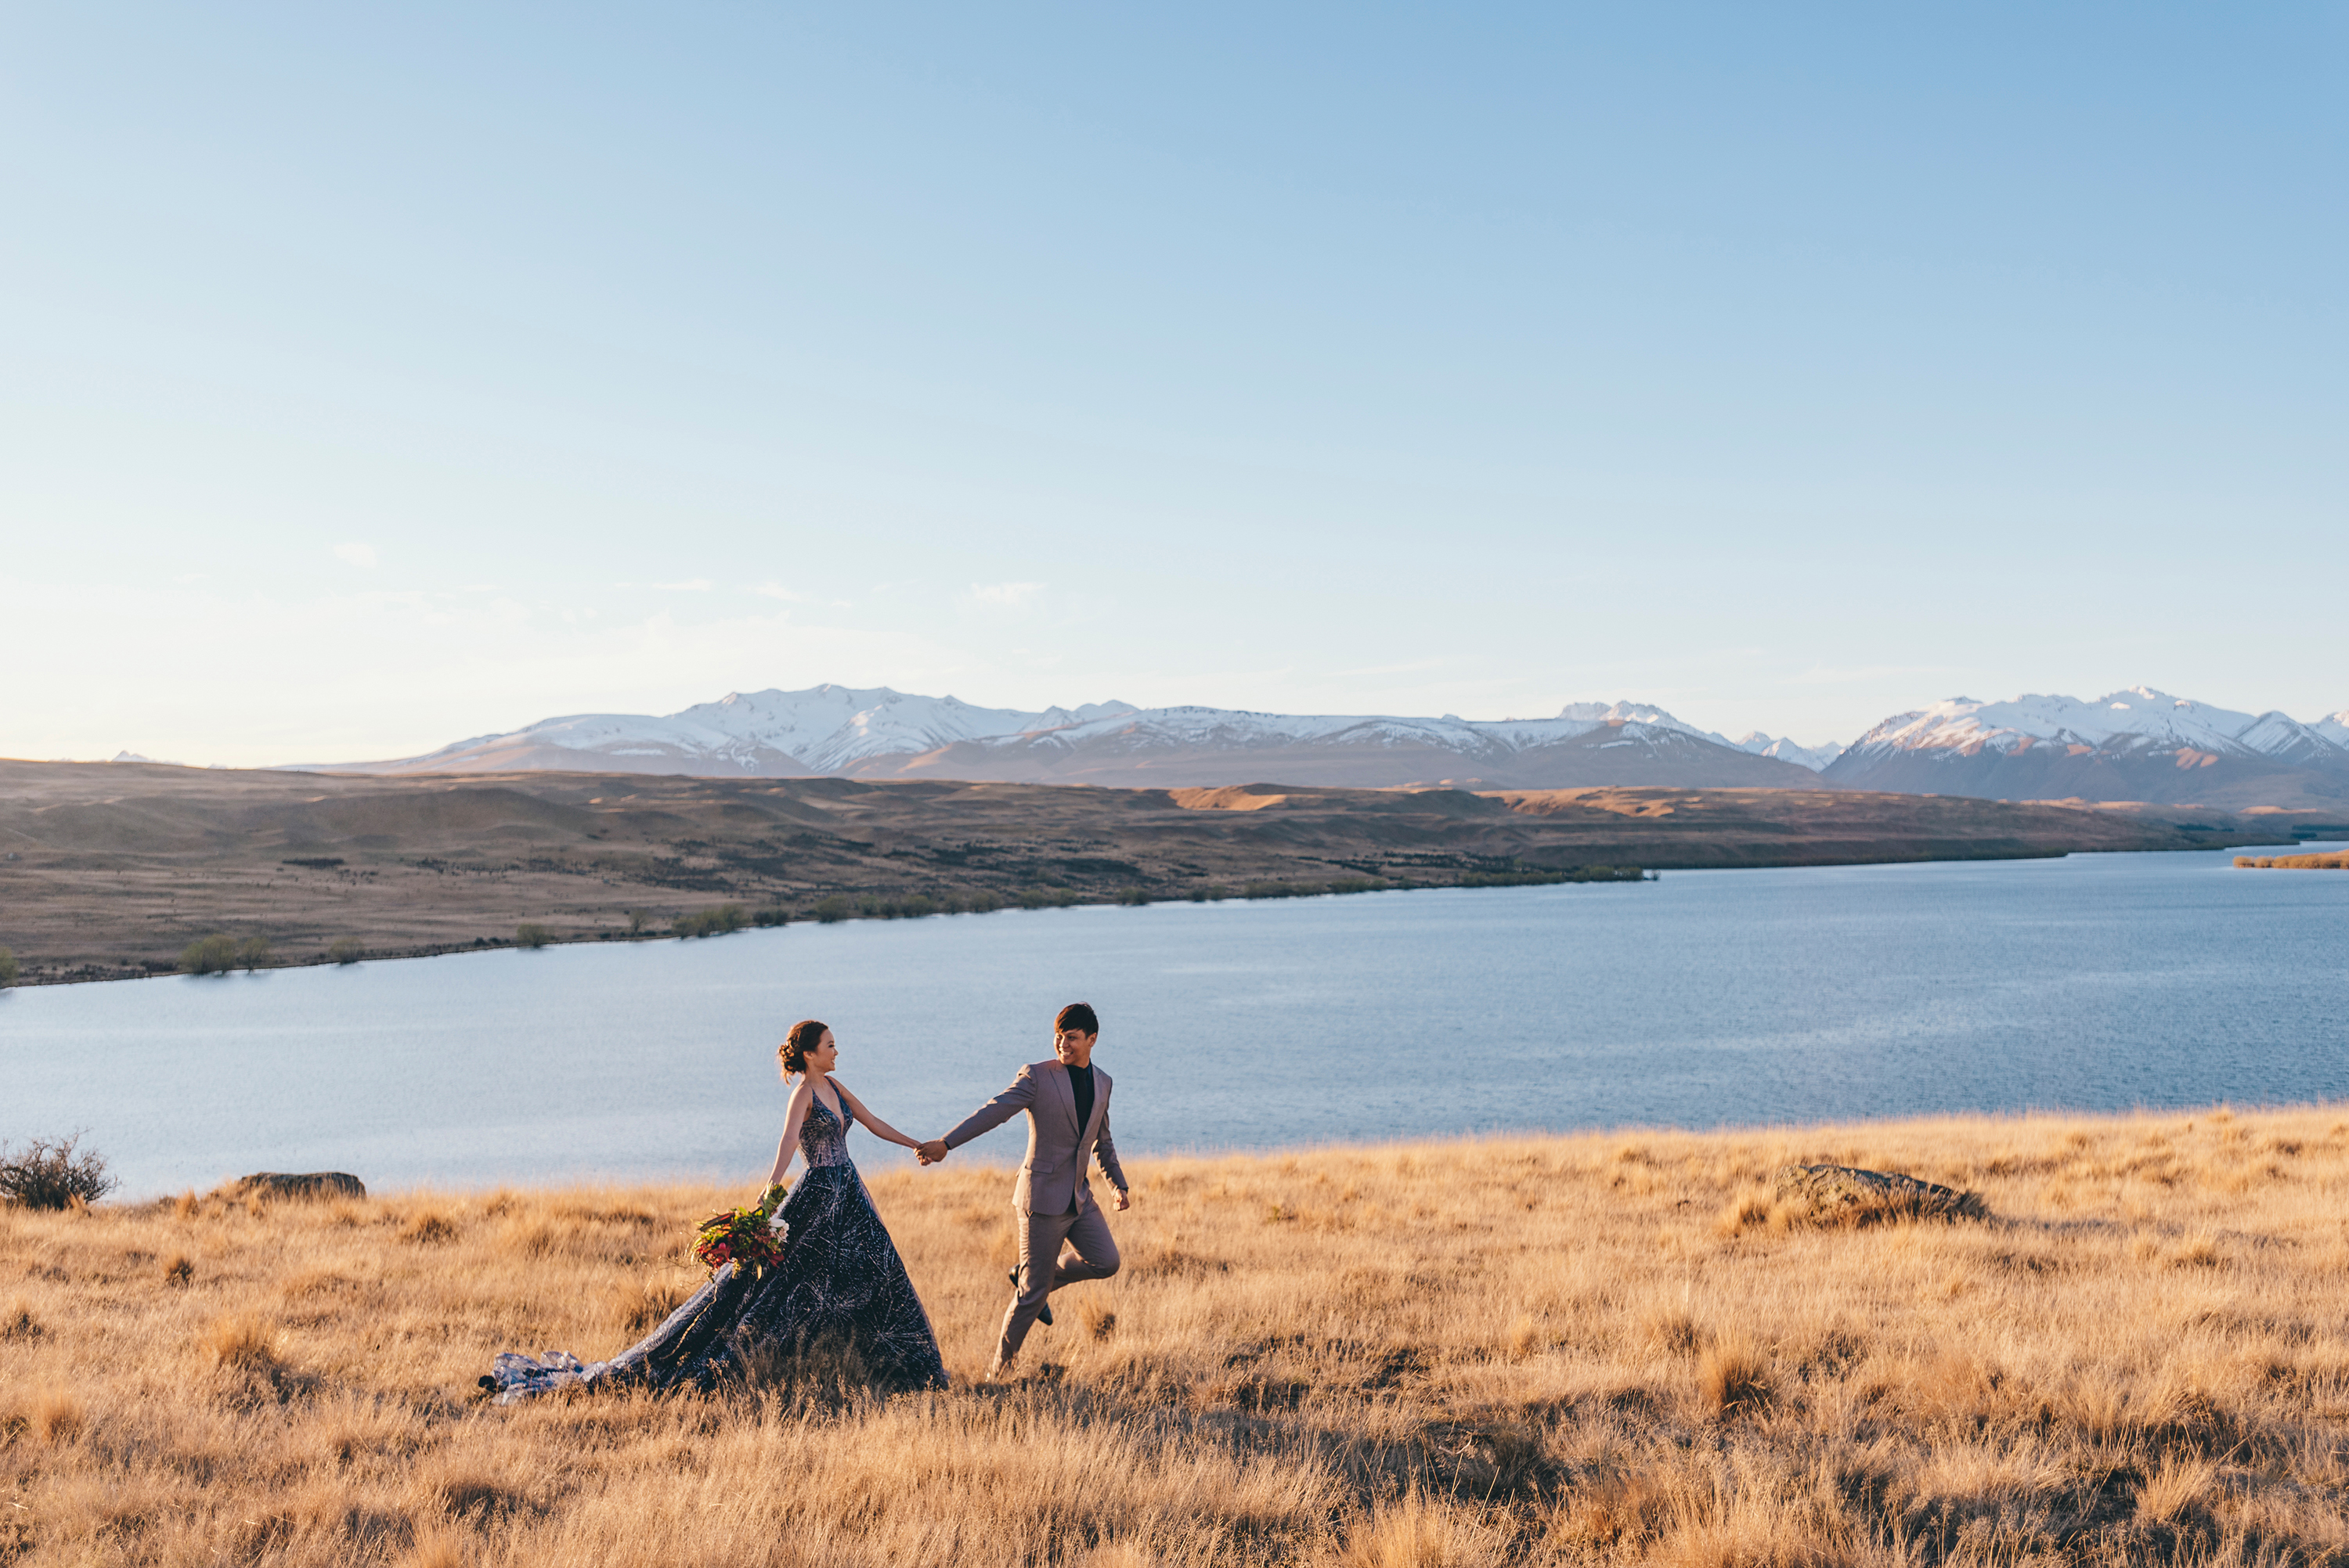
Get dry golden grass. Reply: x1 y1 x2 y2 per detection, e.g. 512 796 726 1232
5 1104 2349 1564
2235 852 2349 870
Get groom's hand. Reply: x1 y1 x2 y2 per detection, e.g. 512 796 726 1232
916 1139 948 1165
1112 1188 1131 1212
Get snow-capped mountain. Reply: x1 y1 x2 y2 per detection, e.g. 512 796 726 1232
304 687 1139 777
2318 709 2349 751
840 700 1822 788
1735 733 1845 772
299 687 1824 790
1824 687 2349 809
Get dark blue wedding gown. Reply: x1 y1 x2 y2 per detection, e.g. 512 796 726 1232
485 1095 947 1400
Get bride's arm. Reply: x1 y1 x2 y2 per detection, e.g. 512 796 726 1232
832 1080 923 1152
766 1077 817 1186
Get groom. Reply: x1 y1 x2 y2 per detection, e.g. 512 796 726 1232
918 1001 1130 1380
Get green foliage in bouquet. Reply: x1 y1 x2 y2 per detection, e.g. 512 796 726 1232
692 1183 788 1278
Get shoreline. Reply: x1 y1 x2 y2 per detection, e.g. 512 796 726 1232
70 1096 2349 1207
0 865 1656 991
0 759 2290 986
0 836 2298 993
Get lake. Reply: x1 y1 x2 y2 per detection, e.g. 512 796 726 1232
4 845 2345 1198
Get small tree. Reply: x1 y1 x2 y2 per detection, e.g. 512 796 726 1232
673 904 749 939
628 910 648 934
0 947 17 987
180 934 237 975
515 923 554 949
235 935 272 970
327 938 362 964
0 1132 117 1210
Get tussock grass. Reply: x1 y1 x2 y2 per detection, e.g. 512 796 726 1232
5 1105 2349 1563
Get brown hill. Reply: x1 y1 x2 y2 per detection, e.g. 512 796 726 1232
0 759 2281 985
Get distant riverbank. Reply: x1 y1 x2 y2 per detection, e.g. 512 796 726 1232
0 756 2285 985
2236 850 2349 869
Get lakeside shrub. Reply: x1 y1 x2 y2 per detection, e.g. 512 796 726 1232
865 894 937 919
1019 886 1078 910
673 903 749 939
234 935 272 969
514 923 554 949
2235 852 2349 870
1238 876 1393 900
326 938 362 964
0 1132 117 1210
179 933 238 975
806 889 1009 923
751 906 789 928
1460 865 1647 888
1116 886 1151 906
0 947 16 987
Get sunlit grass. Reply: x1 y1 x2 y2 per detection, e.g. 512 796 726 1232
4 1103 2347 1563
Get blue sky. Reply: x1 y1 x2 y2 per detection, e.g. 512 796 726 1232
4 5 2343 765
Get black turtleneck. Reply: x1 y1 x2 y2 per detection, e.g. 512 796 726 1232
1067 1061 1095 1132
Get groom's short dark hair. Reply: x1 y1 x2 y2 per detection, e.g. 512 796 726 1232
1055 1002 1099 1036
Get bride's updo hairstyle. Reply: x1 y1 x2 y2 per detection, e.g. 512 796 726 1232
778 1019 829 1078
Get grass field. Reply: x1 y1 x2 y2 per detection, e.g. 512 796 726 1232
5 1105 2348 1565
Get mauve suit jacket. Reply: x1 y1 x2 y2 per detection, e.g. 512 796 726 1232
943 1059 1127 1217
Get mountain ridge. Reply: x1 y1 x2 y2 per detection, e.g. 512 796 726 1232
292 685 1833 791
222 681 2349 809
1824 686 2349 811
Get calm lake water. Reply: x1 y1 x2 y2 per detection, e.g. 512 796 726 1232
5 845 2345 1198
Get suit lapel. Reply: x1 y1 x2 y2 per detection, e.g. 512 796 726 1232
1048 1061 1079 1140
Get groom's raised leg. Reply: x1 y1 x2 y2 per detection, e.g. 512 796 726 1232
1052 1202 1121 1290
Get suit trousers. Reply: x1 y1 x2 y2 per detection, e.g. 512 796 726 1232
998 1201 1120 1364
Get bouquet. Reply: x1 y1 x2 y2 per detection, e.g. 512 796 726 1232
693 1184 788 1278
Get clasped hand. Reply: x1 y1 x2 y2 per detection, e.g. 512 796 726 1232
915 1138 948 1165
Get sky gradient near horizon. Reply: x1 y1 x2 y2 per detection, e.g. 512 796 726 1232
4 5 2344 766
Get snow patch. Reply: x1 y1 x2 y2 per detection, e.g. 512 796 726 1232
1735 733 1845 772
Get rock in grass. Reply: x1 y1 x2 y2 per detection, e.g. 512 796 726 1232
216 1172 367 1204
1772 1163 1985 1224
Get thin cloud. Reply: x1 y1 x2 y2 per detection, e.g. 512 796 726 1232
755 582 806 602
968 581 1045 610
334 542 378 570
649 579 714 592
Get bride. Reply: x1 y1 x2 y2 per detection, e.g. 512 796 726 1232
485 1019 948 1400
